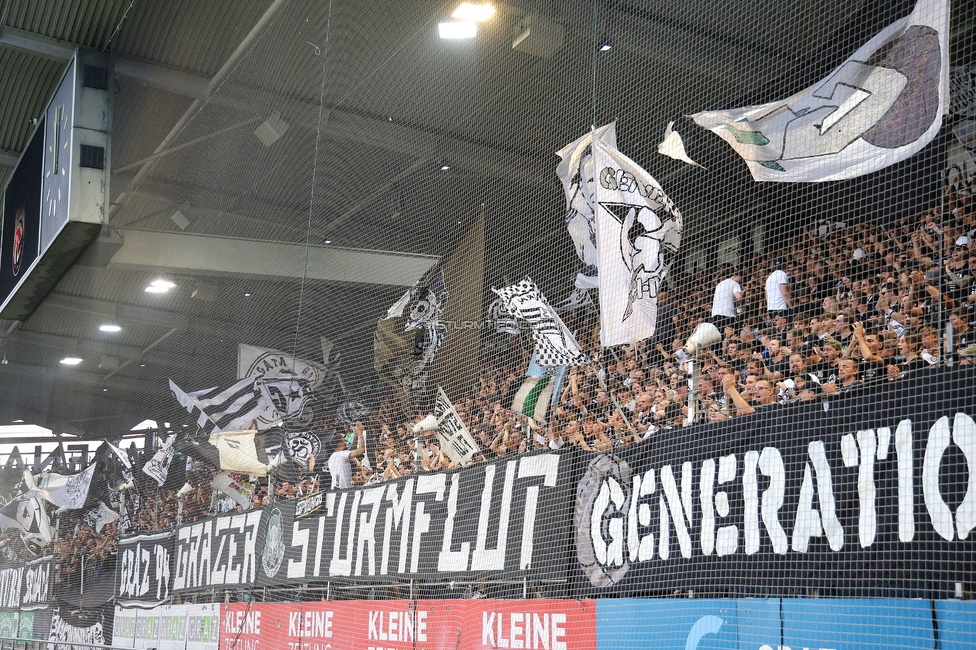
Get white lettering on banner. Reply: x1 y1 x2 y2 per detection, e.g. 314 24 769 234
368 610 428 643
381 479 413 575
356 486 386 576
472 461 516 570
0 567 22 608
481 611 567 650
412 475 446 573
22 561 49 606
580 412 976 587
438 473 469 571
288 610 334 637
223 609 261 636
174 511 261 590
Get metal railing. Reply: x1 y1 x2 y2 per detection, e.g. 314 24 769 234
0 638 132 650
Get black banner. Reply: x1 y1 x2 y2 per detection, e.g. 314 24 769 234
172 510 264 594
118 449 577 597
255 448 576 585
0 555 51 611
572 368 976 595
117 531 174 607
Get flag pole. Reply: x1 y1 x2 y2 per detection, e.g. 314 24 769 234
588 357 637 434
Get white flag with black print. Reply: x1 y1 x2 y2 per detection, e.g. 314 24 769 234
30 462 96 510
593 138 682 346
237 343 334 429
659 0 948 181
0 495 51 545
169 376 267 434
433 386 480 465
141 434 176 487
493 278 585 366
556 123 617 289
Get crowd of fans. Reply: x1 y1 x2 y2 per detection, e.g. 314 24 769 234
15 171 976 581
321 169 976 486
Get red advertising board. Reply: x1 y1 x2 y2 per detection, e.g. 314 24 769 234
220 599 596 650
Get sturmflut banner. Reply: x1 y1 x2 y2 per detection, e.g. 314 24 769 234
116 450 576 603
572 368 976 594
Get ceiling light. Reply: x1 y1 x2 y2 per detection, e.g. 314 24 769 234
60 357 83 366
12 420 24 423
440 163 451 171
323 240 332 244
438 20 477 39
101 387 108 392
244 292 252 297
139 363 146 367
452 2 495 21
599 42 613 51
145 279 176 293
99 323 122 333
171 210 191 230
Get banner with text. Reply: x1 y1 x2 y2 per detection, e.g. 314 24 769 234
573 369 976 595
219 599 596 650
116 449 576 601
117 531 174 608
0 555 51 611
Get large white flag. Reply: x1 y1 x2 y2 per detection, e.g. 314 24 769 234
238 343 333 429
556 123 617 288
660 0 948 181
593 138 682 346
31 463 95 510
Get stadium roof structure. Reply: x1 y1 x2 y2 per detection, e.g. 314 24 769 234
0 0 973 439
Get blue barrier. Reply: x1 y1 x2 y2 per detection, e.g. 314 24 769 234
596 599 937 650
596 599 779 650
934 601 976 650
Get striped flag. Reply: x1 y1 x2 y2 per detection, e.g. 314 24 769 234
512 376 555 423
513 353 567 423
169 377 267 434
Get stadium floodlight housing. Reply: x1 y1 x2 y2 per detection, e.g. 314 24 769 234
59 357 83 365
98 323 122 332
438 20 477 39
452 3 495 22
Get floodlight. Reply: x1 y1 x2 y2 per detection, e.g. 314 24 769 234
438 20 477 39
452 3 495 22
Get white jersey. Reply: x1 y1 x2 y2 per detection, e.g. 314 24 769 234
711 278 742 317
765 270 789 311
328 450 353 489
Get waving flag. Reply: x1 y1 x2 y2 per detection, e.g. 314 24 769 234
593 138 682 346
556 123 617 288
660 0 948 181
493 278 585 367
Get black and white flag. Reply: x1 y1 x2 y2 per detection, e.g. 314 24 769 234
211 471 258 510
141 434 176 487
169 376 267 434
30 463 95 510
0 496 51 546
593 138 682 346
660 0 948 181
433 386 480 465
81 501 119 533
374 268 450 415
493 278 585 366
488 297 521 335
238 343 335 429
556 123 617 289
176 429 278 476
